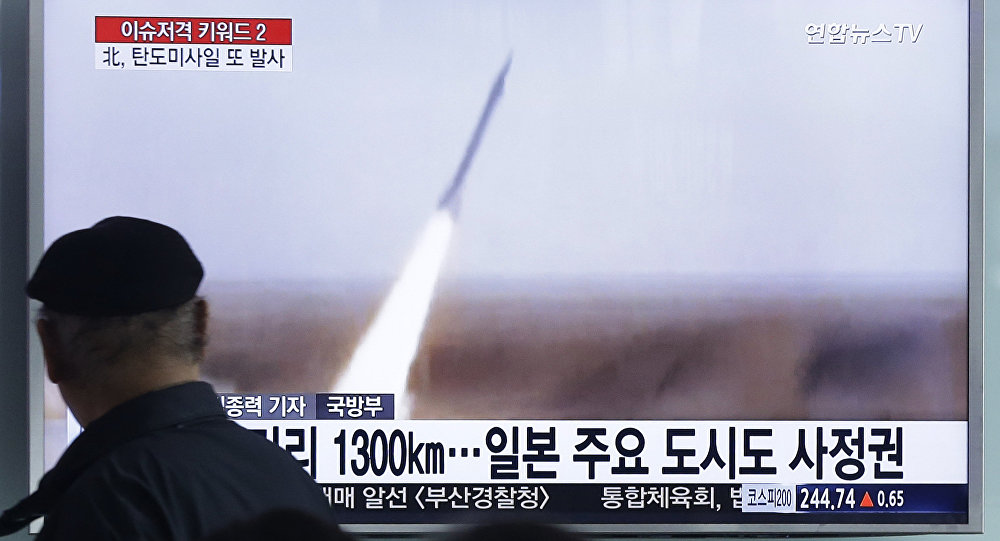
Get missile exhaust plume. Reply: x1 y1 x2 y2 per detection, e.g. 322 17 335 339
332 211 454 417
332 56 511 418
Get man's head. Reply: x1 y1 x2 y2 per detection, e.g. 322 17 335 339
27 217 208 425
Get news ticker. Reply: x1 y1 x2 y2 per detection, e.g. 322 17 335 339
226 396 969 522
232 417 966 485
319 483 968 524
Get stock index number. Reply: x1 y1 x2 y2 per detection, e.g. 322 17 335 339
797 487 905 511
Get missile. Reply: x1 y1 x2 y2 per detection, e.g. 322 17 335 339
437 54 512 215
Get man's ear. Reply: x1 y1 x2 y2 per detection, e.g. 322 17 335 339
193 298 209 360
37 318 71 383
194 298 208 337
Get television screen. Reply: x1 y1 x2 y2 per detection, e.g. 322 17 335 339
35 0 983 534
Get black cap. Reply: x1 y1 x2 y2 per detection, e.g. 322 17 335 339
26 217 204 316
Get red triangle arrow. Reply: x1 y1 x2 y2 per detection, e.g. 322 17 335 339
860 492 874 508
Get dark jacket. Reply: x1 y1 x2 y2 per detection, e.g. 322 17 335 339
0 381 335 540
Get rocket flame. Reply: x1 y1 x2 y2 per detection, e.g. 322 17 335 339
332 210 455 417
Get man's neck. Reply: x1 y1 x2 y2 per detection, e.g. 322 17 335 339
60 363 200 428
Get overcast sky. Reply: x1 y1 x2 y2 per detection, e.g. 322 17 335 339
44 0 969 284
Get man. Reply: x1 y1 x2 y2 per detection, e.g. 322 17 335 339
0 217 337 539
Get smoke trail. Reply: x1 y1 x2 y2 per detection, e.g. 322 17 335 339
331 56 510 418
332 210 454 417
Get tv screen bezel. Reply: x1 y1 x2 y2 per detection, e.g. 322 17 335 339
25 0 985 535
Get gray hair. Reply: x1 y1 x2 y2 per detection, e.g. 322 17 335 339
39 297 208 373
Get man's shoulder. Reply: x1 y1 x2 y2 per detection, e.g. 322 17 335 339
44 417 333 540
143 416 314 472
109 416 325 494
41 454 172 540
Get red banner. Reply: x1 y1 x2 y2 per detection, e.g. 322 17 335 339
95 17 292 45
